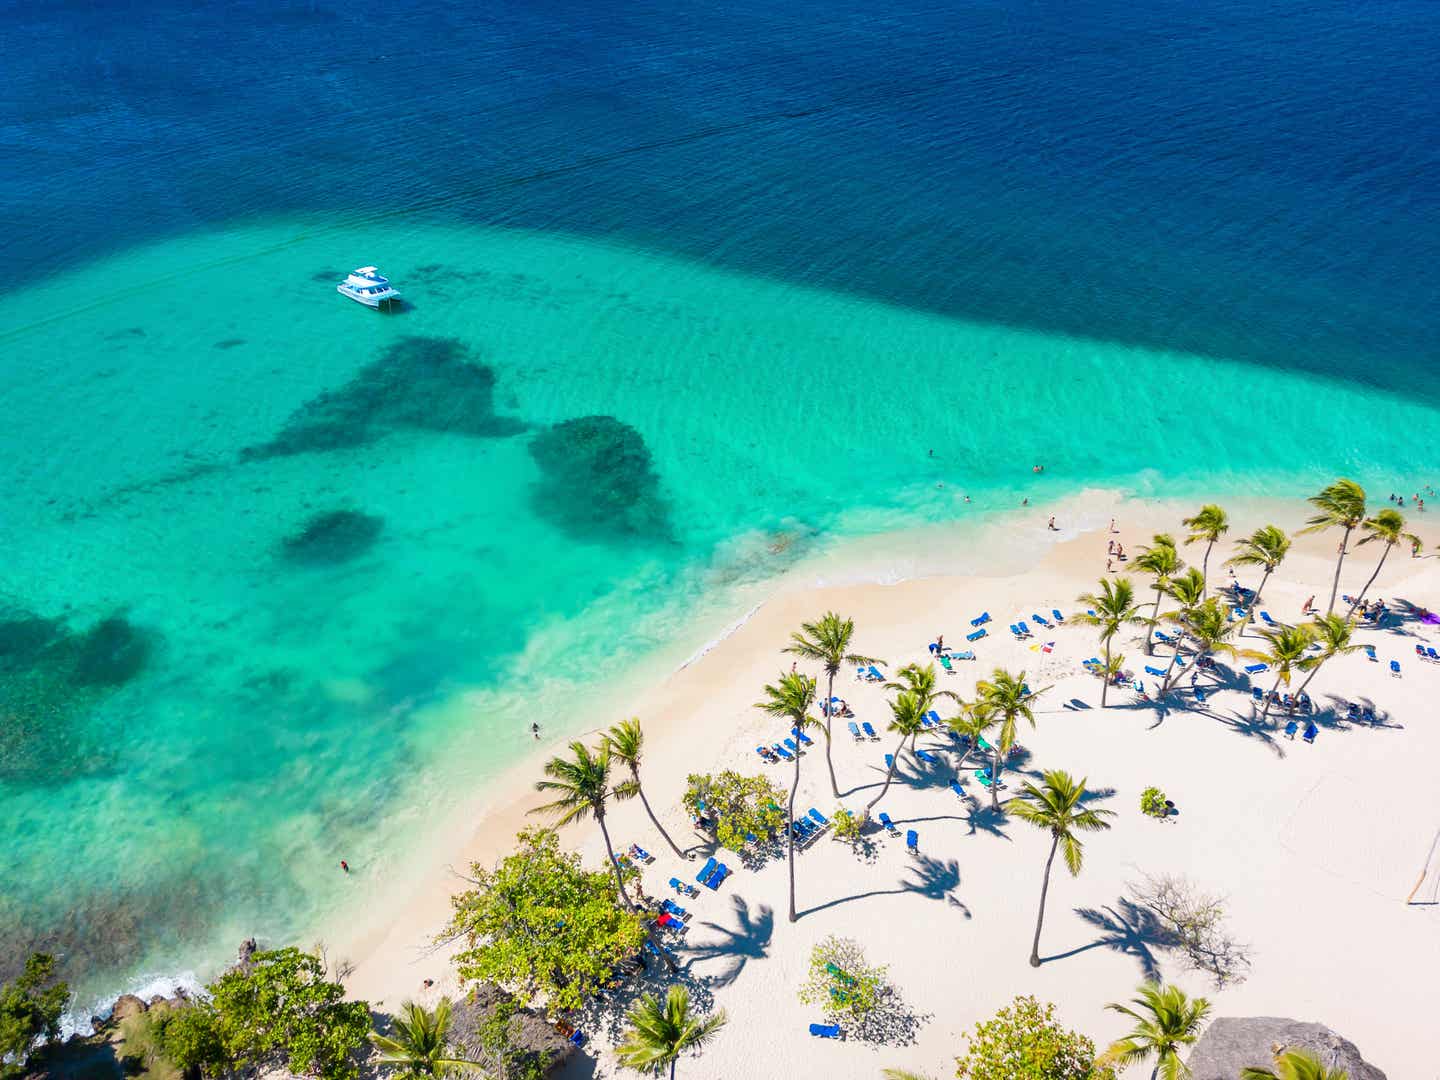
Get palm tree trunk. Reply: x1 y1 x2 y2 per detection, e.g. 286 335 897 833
1326 526 1353 615
1100 635 1112 708
787 746 800 923
670 1060 677 1080
990 745 1003 810
1157 635 1185 695
1345 543 1392 621
1029 834 1060 966
865 737 905 815
822 669 840 798
1201 540 1214 598
1147 587 1164 655
634 774 685 859
598 811 677 974
1260 673 1283 724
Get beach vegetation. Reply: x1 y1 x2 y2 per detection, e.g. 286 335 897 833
1347 507 1419 619
883 662 961 744
1290 614 1361 707
0 952 70 1080
1240 1047 1351 1080
754 670 820 923
1298 479 1367 615
1160 598 1237 695
1225 524 1291 635
682 770 786 852
116 1009 187 1080
370 998 482 1079
152 1006 228 1078
1127 873 1251 987
785 612 881 798
1134 535 1183 655
797 936 890 1025
952 995 1115 1080
1139 786 1169 819
970 669 1048 809
1006 770 1114 967
1074 575 1142 705
1101 981 1212 1080
443 827 648 1012
615 986 726 1078
946 708 997 772
1241 625 1316 724
605 717 686 859
1180 505 1229 596
830 805 864 842
865 689 930 817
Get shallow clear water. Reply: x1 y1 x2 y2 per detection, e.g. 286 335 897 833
2 0 1438 1003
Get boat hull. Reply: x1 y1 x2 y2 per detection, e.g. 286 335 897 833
337 285 400 308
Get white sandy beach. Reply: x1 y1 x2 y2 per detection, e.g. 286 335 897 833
337 490 1440 1078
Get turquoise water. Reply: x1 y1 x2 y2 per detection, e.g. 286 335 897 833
4 219 1438 1004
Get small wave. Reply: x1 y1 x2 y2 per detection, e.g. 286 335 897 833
678 601 765 670
61 969 205 1039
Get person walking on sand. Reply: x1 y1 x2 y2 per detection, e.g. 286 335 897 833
1107 539 1116 555
1106 557 1113 572
1109 517 1117 533
1047 515 1057 530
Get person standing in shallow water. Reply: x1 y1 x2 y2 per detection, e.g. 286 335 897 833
531 722 540 739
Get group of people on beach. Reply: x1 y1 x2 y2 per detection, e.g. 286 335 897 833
1105 536 1127 572
1389 489 1431 512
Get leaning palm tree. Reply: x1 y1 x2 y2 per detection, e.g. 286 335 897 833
1134 535 1183 655
370 999 482 1078
785 613 881 798
533 740 636 906
1102 981 1212 1080
1298 479 1367 615
1160 598 1237 695
866 690 929 815
971 669 1048 809
1007 769 1114 967
946 707 995 774
1181 504 1229 597
1240 1048 1350 1080
1240 625 1315 724
605 718 684 859
755 670 818 923
1155 568 1206 689
1345 508 1419 619
615 986 727 1079
1225 525 1291 636
883 662 960 747
1289 614 1361 707
1074 577 1144 706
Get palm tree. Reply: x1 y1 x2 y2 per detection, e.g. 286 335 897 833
1155 568 1206 690
605 718 685 860
1181 505 1229 596
1289 614 1361 707
1345 508 1420 619
946 708 995 774
1240 1048 1350 1080
1225 525 1291 636
971 669 1048 809
1007 769 1113 966
1160 599 1237 695
1074 577 1144 706
883 662 960 748
615 986 727 1079
755 670 818 923
1299 479 1367 615
1240 625 1315 724
1103 982 1212 1080
785 613 881 799
369 998 482 1078
866 690 929 815
1135 535 1183 655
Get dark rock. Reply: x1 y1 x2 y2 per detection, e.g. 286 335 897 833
110 995 146 1023
527 415 670 541
445 984 574 1076
0 613 65 673
71 616 151 686
1187 1017 1388 1080
281 510 383 565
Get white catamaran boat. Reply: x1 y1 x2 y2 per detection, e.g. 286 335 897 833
337 266 401 308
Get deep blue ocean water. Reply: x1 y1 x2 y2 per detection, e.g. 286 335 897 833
3 0 1438 1003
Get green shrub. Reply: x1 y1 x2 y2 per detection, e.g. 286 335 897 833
797 936 889 1023
954 996 1114 1079
831 807 863 842
1140 786 1169 819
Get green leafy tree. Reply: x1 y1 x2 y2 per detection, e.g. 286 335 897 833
785 612 881 798
1074 578 1144 706
1102 982 1211 1080
1225 525 1291 636
953 996 1116 1080
370 999 482 1079
0 952 70 1080
797 936 890 1026
1345 508 1419 619
605 717 685 859
865 690 929 816
156 1007 228 1077
1298 479 1367 615
615 987 726 1078
755 670 819 923
1180 505 1228 597
682 770 786 852
1007 770 1114 967
1241 1048 1350 1080
830 806 864 843
203 947 371 1080
1240 625 1315 724
1134 535 1182 655
443 827 648 1012
971 669 1048 809
1288 614 1361 709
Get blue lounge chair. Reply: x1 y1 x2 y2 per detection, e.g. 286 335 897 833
878 812 897 832
1252 687 1264 702
773 743 794 761
662 899 688 919
915 749 938 764
938 654 955 673
1364 645 1377 661
1052 608 1065 622
1245 663 1268 674
974 770 995 789
1390 660 1401 677
862 721 878 739
808 807 829 827
951 649 975 660
1018 621 1031 637
1303 722 1318 744
848 721 863 740
866 665 885 681
1362 705 1377 723
971 611 991 627
705 863 729 889
1260 611 1278 627
1086 608 1096 617
1032 613 1052 628
1194 687 1206 703
696 857 717 884
1428 647 1440 662
905 829 918 852
669 876 698 897
1297 691 1312 712
1144 665 1166 677
784 738 801 754
1154 630 1173 645
966 628 987 641
793 727 814 746
629 844 652 862
755 746 773 761
884 753 895 769
925 709 942 726
568 1030 587 1048
1009 624 1023 639
809 1023 841 1038
1284 719 1297 739
949 779 967 799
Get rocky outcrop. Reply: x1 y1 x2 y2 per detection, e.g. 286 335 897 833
1187 1017 1387 1079
447 983 575 1076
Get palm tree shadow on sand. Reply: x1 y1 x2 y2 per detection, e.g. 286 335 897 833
1039 898 1180 978
684 895 776 987
797 852 964 918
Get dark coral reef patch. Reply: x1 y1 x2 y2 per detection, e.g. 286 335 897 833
280 509 384 565
527 415 671 541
